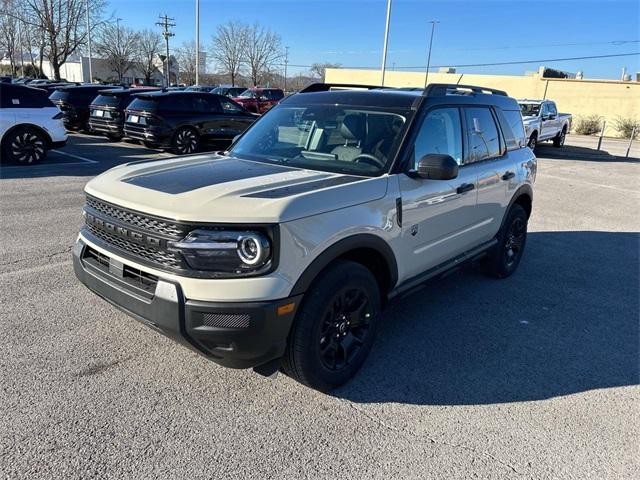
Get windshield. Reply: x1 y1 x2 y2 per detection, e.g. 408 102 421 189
91 93 123 107
229 105 408 176
239 90 256 98
127 96 160 112
519 103 540 117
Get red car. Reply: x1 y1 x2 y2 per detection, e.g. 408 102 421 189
232 88 284 114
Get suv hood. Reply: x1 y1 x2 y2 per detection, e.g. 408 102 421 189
85 154 387 224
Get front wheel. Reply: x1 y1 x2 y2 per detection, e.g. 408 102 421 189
282 260 381 392
527 133 538 150
2 127 48 165
171 127 199 155
483 204 528 279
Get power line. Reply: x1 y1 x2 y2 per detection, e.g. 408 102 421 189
275 52 640 70
156 14 175 87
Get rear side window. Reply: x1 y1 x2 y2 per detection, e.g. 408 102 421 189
1 86 53 108
464 107 501 163
161 96 195 112
496 109 526 150
220 98 243 113
413 107 463 166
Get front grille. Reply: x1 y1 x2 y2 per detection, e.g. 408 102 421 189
86 196 185 237
84 195 188 271
86 223 183 269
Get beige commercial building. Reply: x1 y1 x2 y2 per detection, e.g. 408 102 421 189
325 67 640 137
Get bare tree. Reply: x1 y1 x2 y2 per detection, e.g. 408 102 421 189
176 40 197 85
95 23 139 83
20 0 106 80
135 29 162 85
309 62 341 81
0 0 20 75
243 23 283 86
210 20 247 86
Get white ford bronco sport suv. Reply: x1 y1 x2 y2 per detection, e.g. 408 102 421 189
73 83 536 391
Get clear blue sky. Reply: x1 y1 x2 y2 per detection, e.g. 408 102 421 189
109 0 640 79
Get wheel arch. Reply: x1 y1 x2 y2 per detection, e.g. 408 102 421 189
1 123 53 149
500 185 533 232
290 234 399 301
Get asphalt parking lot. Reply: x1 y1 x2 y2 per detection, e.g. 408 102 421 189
1 133 638 479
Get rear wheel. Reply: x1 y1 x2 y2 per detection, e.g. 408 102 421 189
527 132 538 150
2 127 48 165
106 133 123 142
171 127 199 155
553 127 566 147
483 204 528 279
282 260 381 392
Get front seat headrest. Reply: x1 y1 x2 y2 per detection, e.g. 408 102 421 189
340 114 364 142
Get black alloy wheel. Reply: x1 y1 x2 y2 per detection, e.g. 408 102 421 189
503 216 526 269
172 128 199 155
318 287 374 371
528 133 537 150
3 128 47 165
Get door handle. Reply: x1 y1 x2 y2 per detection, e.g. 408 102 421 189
502 171 516 181
456 183 475 194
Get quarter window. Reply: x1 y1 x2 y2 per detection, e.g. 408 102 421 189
413 107 463 167
464 107 501 162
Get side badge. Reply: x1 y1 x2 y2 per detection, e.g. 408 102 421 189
410 225 419 237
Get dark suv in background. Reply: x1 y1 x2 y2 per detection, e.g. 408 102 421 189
89 87 160 141
211 86 247 98
49 85 116 131
123 91 257 155
232 88 284 113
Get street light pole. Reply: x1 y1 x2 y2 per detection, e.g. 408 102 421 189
195 0 200 86
380 0 392 86
424 20 439 88
284 46 289 92
85 0 92 82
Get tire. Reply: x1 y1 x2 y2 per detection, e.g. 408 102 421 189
483 204 528 279
282 260 382 392
1 127 48 165
527 132 538 150
171 127 199 155
106 133 123 142
553 127 566 148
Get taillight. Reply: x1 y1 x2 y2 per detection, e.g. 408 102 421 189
52 112 64 119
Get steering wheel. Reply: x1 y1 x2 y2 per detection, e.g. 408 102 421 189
353 154 385 169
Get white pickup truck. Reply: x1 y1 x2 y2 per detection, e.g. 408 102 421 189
518 99 571 150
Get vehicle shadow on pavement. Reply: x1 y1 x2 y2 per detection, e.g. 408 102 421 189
536 145 639 162
336 231 639 405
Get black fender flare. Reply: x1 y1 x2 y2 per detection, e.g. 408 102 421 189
290 233 399 296
499 184 533 232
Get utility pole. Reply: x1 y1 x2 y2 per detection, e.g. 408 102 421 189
156 15 175 87
380 0 392 86
195 0 200 85
85 0 93 82
424 20 439 88
284 46 289 92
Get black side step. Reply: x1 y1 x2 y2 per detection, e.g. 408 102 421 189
388 239 497 300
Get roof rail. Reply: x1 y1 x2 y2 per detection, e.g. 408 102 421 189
299 83 391 93
424 83 508 97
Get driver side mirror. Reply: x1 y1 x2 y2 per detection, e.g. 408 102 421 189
410 154 459 180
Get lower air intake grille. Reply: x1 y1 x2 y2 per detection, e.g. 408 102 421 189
202 313 251 329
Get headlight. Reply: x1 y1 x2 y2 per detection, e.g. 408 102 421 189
170 229 272 274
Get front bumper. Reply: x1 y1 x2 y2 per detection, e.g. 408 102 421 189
73 239 302 369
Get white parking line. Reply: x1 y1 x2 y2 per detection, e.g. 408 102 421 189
50 150 99 164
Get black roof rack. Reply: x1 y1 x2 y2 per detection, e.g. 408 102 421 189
424 83 507 97
299 83 392 93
